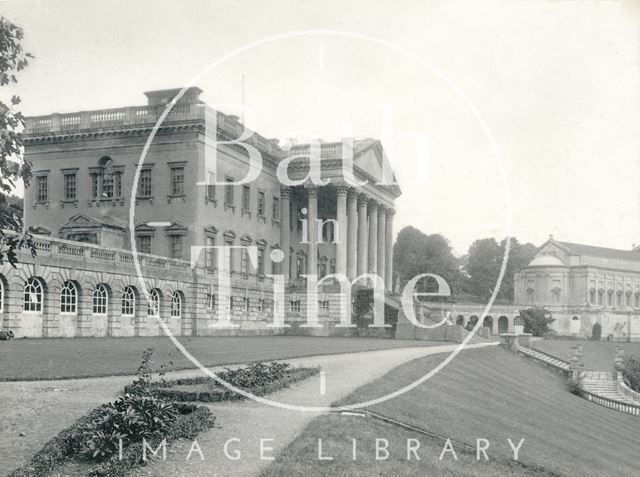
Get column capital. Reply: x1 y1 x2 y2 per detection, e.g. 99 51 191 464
368 200 379 212
377 205 387 216
357 193 369 206
347 187 359 200
280 186 291 199
336 185 348 196
386 207 396 218
305 185 319 197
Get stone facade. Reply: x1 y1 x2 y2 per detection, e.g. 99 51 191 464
514 237 640 340
1 87 404 338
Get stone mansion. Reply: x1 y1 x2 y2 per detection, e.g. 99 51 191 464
0 87 400 338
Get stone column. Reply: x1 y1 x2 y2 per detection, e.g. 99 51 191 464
377 206 386 283
306 186 318 277
357 194 368 276
385 209 394 291
280 187 291 282
346 189 358 280
335 186 348 276
368 201 378 274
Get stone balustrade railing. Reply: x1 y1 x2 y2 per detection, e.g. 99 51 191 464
581 388 640 416
24 103 281 156
17 233 193 273
616 371 640 404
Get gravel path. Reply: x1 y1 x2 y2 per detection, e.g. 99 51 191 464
131 342 498 477
0 342 497 477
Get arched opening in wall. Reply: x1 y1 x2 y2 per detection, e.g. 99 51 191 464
0 273 6 314
171 291 184 319
23 277 45 313
483 315 493 329
570 315 580 334
456 314 464 326
498 315 509 334
121 286 136 317
466 315 479 331
92 284 109 316
147 289 161 317
60 281 80 315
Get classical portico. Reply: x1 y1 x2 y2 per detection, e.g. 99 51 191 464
277 139 401 291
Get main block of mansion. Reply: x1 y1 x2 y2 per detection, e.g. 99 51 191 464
2 86 640 340
2 87 400 338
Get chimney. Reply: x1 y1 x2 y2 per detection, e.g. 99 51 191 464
143 87 203 106
549 234 554 241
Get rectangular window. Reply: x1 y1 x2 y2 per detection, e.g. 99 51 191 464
242 185 251 212
257 191 266 217
319 300 330 311
102 174 114 198
171 166 185 196
225 177 234 205
170 235 183 259
289 300 301 313
114 171 123 198
241 248 249 279
136 236 151 254
257 248 265 276
205 235 216 271
207 171 216 200
36 175 48 203
272 197 280 221
243 297 249 312
91 174 99 199
138 169 152 197
271 259 280 275
63 173 76 200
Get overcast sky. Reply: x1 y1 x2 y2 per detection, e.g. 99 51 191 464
3 0 639 255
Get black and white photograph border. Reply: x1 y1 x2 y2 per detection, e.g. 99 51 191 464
0 1 639 477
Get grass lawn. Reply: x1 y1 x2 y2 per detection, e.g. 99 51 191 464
0 336 444 381
264 347 640 477
533 339 640 370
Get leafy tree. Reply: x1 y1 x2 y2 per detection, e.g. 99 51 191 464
0 16 34 266
462 237 536 302
393 226 461 300
463 238 501 300
520 307 554 337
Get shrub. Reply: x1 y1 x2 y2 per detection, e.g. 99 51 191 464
591 323 602 341
79 394 177 460
520 308 555 337
567 376 582 396
622 355 640 393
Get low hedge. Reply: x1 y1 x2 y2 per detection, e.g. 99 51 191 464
125 367 320 403
9 403 215 477
622 355 640 392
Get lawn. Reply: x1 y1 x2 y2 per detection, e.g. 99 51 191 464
264 347 640 477
533 339 640 370
0 336 444 381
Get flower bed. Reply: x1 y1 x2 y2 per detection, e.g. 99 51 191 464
9 402 214 477
124 362 320 403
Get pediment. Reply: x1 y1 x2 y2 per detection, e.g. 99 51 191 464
60 214 124 231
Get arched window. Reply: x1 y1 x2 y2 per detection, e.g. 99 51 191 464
122 286 136 316
147 289 160 317
24 277 44 313
0 277 4 313
60 281 78 314
171 291 182 318
93 284 108 315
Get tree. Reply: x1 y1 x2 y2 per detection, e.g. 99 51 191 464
520 308 554 337
393 226 462 300
0 16 34 266
463 238 501 300
462 237 536 302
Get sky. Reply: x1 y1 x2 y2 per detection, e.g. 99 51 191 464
2 0 639 255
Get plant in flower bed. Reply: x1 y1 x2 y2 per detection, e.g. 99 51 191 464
9 349 214 477
126 361 320 403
